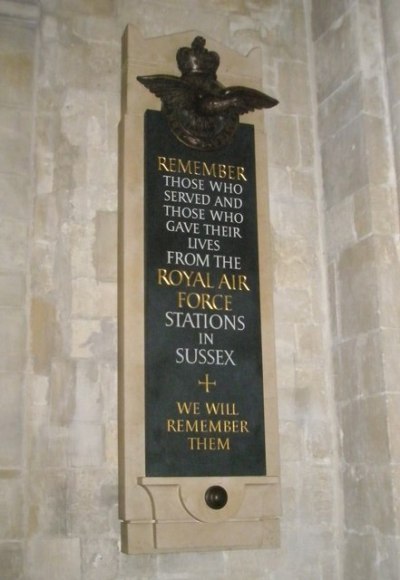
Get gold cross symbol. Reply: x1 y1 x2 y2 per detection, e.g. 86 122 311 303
198 373 216 394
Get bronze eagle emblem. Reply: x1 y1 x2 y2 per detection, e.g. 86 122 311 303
137 36 278 151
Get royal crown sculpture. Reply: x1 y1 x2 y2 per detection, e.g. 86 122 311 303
137 36 278 150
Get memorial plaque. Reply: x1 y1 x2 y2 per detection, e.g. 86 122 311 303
119 27 281 554
144 110 266 477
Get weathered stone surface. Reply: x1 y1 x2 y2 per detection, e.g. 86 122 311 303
318 74 362 141
268 114 300 167
94 211 117 282
27 537 81 580
311 0 347 41
0 272 25 307
343 464 396 534
315 10 359 103
0 472 23 539
0 311 26 373
321 115 368 208
337 237 379 337
340 395 390 464
277 61 310 116
30 297 56 374
0 542 23 580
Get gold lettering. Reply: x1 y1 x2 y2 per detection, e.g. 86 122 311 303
177 158 191 174
157 156 168 172
177 291 232 311
166 419 176 432
187 437 230 451
237 166 247 181
156 156 247 181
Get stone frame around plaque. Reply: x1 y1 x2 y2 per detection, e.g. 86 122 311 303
118 26 281 554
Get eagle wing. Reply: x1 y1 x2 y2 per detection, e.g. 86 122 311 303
136 75 195 110
220 86 278 114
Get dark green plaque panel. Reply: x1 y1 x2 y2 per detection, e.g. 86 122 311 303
144 110 266 477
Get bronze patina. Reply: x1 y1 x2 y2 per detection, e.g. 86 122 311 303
137 36 278 151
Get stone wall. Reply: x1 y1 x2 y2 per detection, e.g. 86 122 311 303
0 0 397 578
312 0 400 577
0 3 38 577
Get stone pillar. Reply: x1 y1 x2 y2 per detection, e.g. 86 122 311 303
381 0 400 558
0 2 39 578
312 0 400 577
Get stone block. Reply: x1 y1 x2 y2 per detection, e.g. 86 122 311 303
353 186 372 239
270 199 318 241
27 470 68 535
381 0 400 59
327 262 337 339
343 530 399 579
364 114 392 187
0 218 28 271
87 42 120 93
343 464 396 534
70 222 96 279
340 395 390 464
321 115 368 208
391 102 400 182
343 532 377 579
381 328 400 393
337 237 379 337
298 116 314 168
0 472 23 539
295 366 326 418
294 323 323 360
268 114 300 167
369 185 399 236
273 234 315 290
290 169 315 201
386 393 400 462
30 297 56 374
81 537 119 580
49 359 75 426
0 109 31 172
361 74 386 118
315 11 359 103
0 542 23 580
387 55 400 108
333 338 358 403
70 319 101 358
68 421 104 467
280 420 305 462
0 50 34 107
357 331 385 396
60 0 114 15
33 193 59 241
27 537 81 580
273 288 312 325
72 277 117 319
0 172 29 221
105 419 118 467
277 61 310 115
0 273 25 308
374 236 400 328
311 0 347 40
74 359 103 422
325 196 356 258
299 466 334 524
95 211 117 282
305 420 333 463
278 3 307 62
318 74 362 141
0 311 26 372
